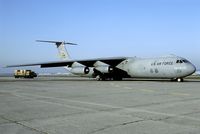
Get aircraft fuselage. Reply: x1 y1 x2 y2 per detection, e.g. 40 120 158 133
117 56 196 79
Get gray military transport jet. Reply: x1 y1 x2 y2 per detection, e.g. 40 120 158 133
7 40 196 82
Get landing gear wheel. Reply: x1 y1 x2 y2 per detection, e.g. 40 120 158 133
177 78 183 82
96 75 106 81
96 75 101 81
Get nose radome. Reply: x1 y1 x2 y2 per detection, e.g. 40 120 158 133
186 63 196 75
192 64 196 73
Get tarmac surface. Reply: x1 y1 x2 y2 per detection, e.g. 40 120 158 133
0 76 200 134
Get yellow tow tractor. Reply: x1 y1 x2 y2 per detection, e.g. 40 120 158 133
14 70 37 78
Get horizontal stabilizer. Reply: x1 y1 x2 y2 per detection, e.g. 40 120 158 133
36 40 77 45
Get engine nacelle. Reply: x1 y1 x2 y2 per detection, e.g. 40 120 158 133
95 66 114 74
70 66 90 75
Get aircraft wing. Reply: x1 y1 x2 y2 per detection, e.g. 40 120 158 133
6 57 127 68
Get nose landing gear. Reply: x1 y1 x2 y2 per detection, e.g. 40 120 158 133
177 78 183 82
171 78 184 82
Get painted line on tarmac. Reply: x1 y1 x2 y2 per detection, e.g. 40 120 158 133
169 92 191 96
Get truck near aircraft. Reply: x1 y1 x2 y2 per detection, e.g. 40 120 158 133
14 70 37 78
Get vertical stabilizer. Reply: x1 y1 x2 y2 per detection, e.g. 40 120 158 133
36 40 77 60
56 42 70 60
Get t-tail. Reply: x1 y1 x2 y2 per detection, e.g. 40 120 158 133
36 40 77 60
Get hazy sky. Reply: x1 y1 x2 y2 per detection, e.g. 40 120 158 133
0 0 200 73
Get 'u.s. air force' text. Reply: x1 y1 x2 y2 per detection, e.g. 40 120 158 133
151 61 173 66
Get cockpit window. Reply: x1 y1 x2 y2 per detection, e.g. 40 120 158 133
176 60 183 64
176 59 189 64
182 60 188 63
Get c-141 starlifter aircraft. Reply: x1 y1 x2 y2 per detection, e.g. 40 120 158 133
7 40 196 82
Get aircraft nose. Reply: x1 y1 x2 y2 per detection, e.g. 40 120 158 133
186 63 196 75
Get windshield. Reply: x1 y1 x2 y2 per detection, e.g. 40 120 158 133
176 59 189 64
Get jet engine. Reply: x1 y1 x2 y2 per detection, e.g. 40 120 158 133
70 66 90 75
95 66 114 74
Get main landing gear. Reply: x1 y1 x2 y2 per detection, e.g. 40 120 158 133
96 75 122 81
